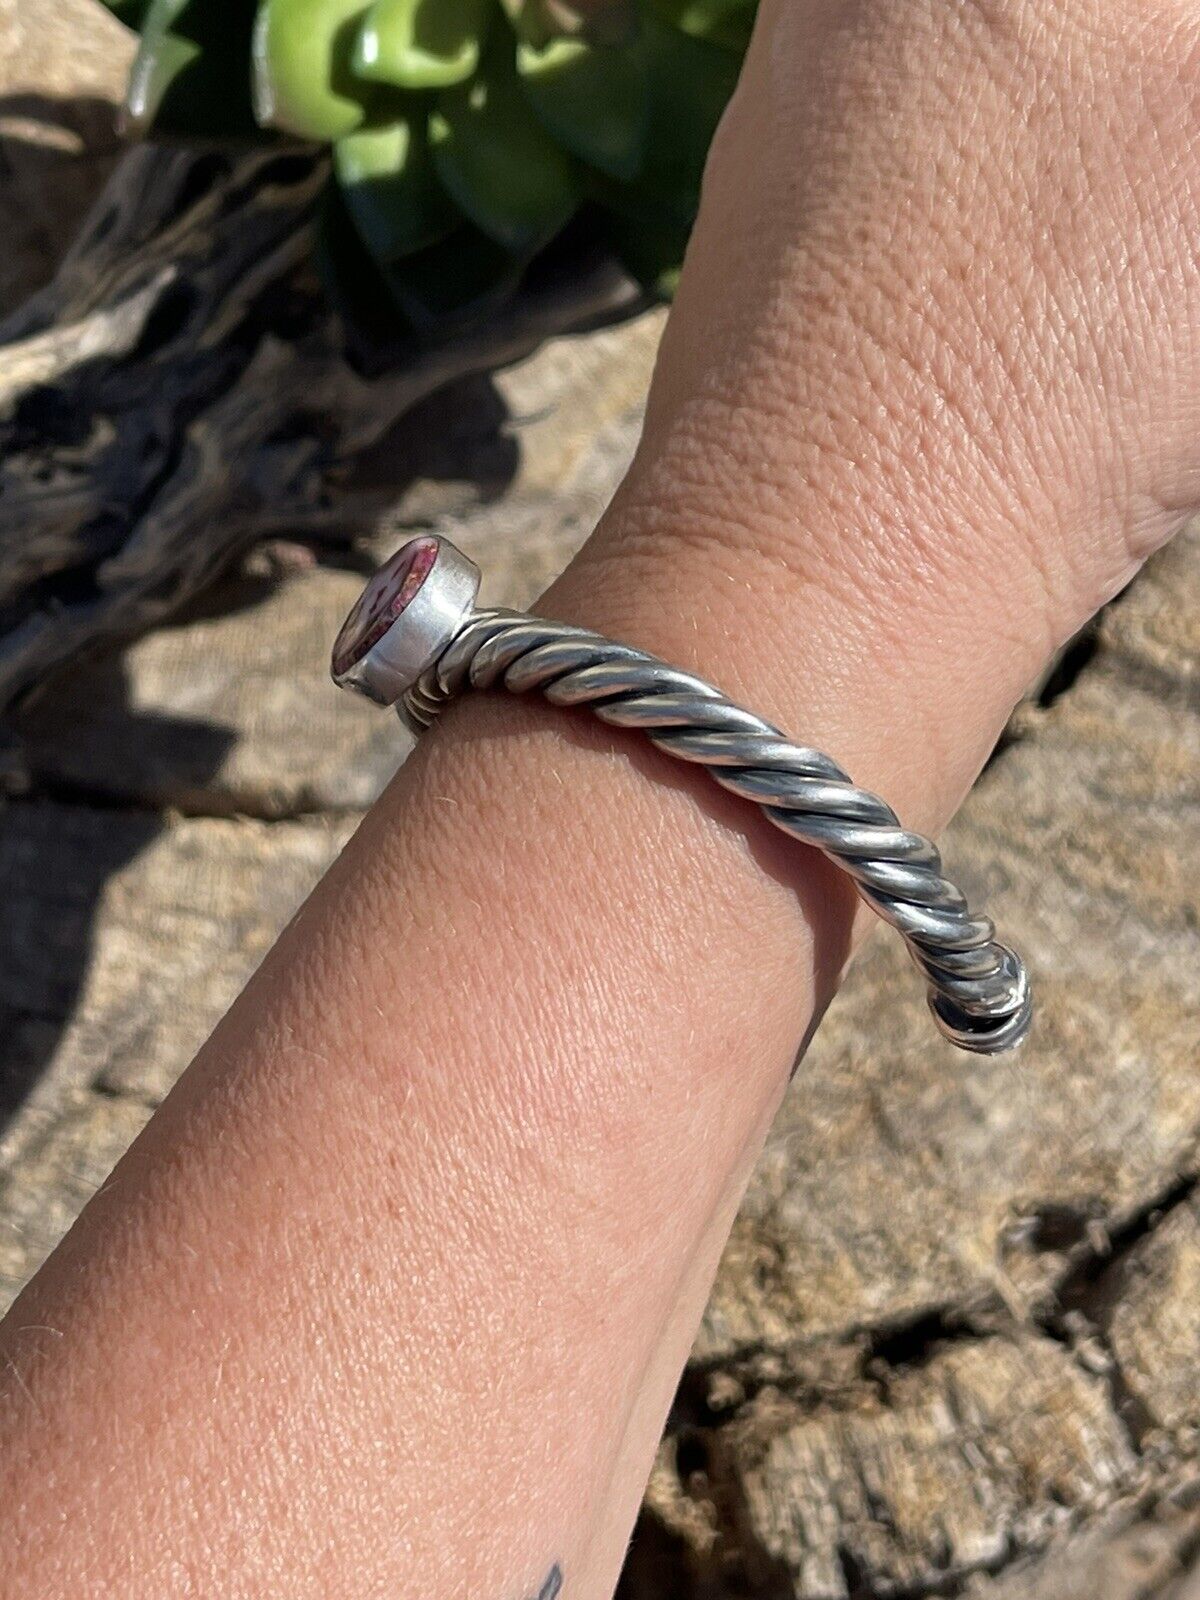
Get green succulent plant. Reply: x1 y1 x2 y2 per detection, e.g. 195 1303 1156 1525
103 0 755 336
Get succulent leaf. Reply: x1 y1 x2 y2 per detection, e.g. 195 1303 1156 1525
322 179 518 342
252 0 375 140
103 0 155 27
384 223 523 331
429 24 580 255
112 0 759 334
125 0 260 138
334 115 458 262
631 15 738 219
645 0 755 52
598 203 687 296
353 0 489 91
497 0 632 48
585 17 736 290
317 179 417 342
516 33 649 182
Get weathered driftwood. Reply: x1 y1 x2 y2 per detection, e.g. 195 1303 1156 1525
3 304 1199 1598
0 135 641 717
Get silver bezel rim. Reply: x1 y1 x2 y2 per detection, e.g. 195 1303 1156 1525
331 537 481 708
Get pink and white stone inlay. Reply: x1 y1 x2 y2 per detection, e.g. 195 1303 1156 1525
332 537 439 679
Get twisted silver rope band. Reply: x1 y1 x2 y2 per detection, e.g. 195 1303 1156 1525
406 610 1031 1055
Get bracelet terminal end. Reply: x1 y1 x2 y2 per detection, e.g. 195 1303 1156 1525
331 535 480 710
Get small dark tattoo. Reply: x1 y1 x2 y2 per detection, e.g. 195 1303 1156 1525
525 1565 562 1600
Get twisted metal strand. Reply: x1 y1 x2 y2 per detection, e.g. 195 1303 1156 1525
407 611 1031 1055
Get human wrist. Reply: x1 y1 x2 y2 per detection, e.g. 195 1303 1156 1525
547 0 1200 851
354 431 1027 1140
536 432 1031 846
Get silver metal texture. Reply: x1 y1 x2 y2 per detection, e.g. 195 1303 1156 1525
400 608 1032 1056
331 536 480 706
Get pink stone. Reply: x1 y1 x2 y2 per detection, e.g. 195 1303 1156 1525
331 537 438 680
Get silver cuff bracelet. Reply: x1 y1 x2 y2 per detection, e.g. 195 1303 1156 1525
332 535 1031 1056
